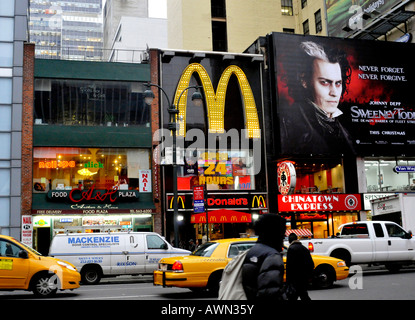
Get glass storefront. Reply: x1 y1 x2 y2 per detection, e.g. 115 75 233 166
279 158 359 238
290 158 345 194
365 157 415 192
34 79 149 127
33 147 150 192
287 212 359 239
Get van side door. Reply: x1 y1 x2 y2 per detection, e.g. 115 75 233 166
144 234 169 273
125 234 146 274
109 234 128 275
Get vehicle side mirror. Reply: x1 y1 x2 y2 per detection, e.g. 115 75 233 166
18 250 28 259
161 243 168 250
406 231 412 239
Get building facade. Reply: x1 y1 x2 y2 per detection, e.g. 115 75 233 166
28 0 103 60
103 0 168 63
0 0 28 238
251 31 415 238
148 48 267 245
21 58 162 254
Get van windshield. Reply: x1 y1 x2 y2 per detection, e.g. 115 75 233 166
191 242 219 257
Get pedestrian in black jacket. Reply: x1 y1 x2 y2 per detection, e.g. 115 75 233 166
286 233 314 300
241 213 287 300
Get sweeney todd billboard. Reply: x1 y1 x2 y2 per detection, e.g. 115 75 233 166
271 33 415 156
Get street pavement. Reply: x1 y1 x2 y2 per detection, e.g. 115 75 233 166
1 266 415 300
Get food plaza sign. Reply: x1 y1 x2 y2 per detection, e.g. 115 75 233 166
278 194 362 212
48 185 139 203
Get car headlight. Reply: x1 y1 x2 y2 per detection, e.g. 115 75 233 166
57 260 77 271
337 261 347 268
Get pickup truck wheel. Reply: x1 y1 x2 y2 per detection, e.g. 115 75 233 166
385 263 401 273
330 249 351 267
81 266 102 285
313 265 335 289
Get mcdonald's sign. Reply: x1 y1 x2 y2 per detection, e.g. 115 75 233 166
168 195 186 210
191 209 252 224
173 63 260 139
251 195 266 209
166 192 267 211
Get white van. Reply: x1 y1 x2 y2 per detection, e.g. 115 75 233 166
49 232 190 284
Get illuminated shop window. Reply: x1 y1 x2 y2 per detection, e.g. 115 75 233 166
289 159 345 194
33 147 150 192
365 157 415 192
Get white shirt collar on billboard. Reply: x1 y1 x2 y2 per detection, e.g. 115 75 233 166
308 99 343 119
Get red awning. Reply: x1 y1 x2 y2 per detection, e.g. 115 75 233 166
285 229 313 237
191 209 252 223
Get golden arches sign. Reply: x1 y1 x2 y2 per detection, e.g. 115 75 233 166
252 195 266 208
174 63 261 139
169 195 185 209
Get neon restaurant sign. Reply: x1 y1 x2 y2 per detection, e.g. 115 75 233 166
47 185 139 204
173 63 261 139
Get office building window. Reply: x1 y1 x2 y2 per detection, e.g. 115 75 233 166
0 0 15 16
281 0 293 16
283 28 295 34
211 0 226 18
0 169 10 195
0 43 13 67
301 0 307 9
0 79 12 104
34 79 150 126
0 133 11 158
303 19 310 35
0 106 11 131
212 21 227 52
0 18 14 41
315 9 322 33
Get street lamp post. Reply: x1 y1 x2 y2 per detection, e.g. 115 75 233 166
144 83 202 248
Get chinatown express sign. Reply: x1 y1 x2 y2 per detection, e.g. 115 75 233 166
278 194 361 212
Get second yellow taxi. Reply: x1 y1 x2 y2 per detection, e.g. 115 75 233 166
154 238 348 293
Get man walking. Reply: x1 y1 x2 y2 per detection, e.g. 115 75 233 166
286 232 314 300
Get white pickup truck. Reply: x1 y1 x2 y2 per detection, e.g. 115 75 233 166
302 221 415 272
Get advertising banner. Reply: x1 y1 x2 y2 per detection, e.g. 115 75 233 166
21 215 33 248
272 33 415 156
278 194 362 212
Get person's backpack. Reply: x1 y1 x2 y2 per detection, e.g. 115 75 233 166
218 250 248 300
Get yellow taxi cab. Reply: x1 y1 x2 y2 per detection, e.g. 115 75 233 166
153 238 349 293
0 235 81 297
